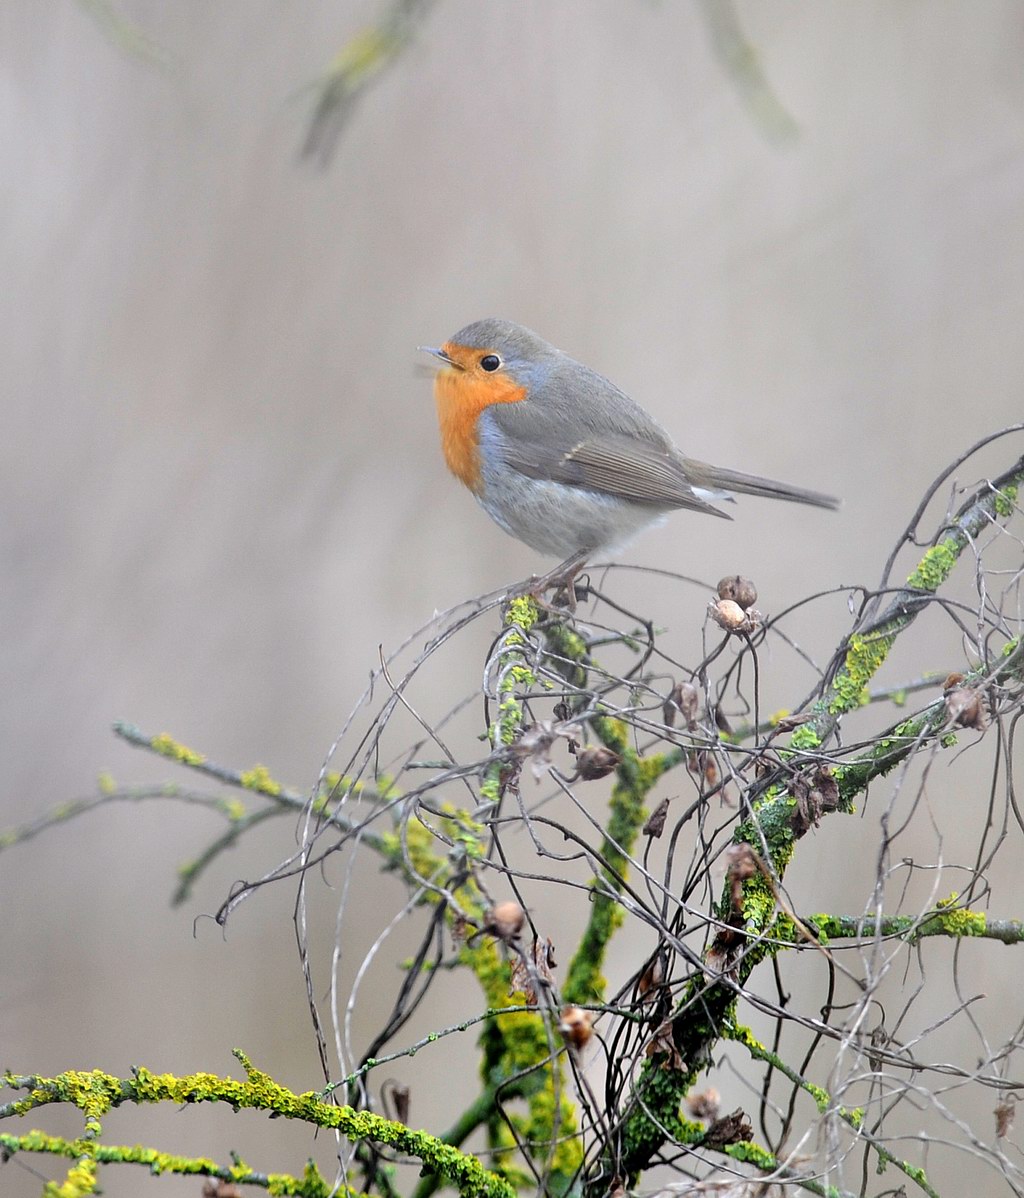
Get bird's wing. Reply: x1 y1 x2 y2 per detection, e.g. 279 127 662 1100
497 429 731 518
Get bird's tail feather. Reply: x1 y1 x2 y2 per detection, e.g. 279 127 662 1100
681 458 840 511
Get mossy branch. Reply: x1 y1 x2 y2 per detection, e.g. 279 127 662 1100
807 905 1023 945
2 1054 515 1198
787 455 1022 754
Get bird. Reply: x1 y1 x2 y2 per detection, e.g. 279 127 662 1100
421 319 838 561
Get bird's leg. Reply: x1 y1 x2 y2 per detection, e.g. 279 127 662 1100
516 551 590 611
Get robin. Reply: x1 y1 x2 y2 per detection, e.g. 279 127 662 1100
421 319 838 561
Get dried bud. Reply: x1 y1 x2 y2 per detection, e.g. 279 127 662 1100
383 1079 411 1124
996 1094 1017 1139
485 901 526 942
754 754 776 779
724 843 759 916
717 575 758 610
945 686 989 731
643 797 670 838
393 1084 411 1123
575 746 621 780
686 1087 721 1122
663 680 699 730
687 750 718 788
559 1005 593 1051
708 597 762 635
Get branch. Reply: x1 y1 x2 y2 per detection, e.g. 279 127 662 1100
608 453 1023 1188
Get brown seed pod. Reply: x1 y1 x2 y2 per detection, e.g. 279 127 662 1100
575 746 621 780
485 901 526 942
558 1005 593 1051
717 575 758 610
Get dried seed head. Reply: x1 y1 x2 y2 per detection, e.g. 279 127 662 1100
717 575 758 610
559 1005 593 1050
575 746 621 780
203 1184 243 1198
708 597 762 634
485 901 526 942
686 1087 721 1121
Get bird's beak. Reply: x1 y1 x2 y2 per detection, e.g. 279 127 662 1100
418 345 459 368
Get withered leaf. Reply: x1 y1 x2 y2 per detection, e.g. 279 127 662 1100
509 935 557 1005
645 1018 685 1071
637 954 665 1003
664 680 699 730
702 1107 753 1147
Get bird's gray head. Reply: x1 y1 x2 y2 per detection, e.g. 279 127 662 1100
419 319 562 392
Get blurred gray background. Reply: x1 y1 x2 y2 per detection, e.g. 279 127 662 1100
2 2 1023 1195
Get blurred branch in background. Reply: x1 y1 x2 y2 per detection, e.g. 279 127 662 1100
76 0 173 68
297 0 796 166
697 0 799 142
300 0 439 167
3 428 1023 1196
73 0 797 163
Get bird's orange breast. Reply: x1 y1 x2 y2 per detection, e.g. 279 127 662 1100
434 368 526 493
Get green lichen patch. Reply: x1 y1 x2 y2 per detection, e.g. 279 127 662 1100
906 538 958 592
149 733 206 767
239 764 282 796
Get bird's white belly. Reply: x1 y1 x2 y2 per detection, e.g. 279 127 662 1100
477 467 666 557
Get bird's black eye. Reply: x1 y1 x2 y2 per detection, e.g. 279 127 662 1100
480 354 501 372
